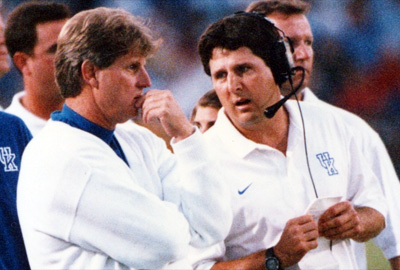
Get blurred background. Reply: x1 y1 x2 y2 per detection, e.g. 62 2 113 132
0 0 399 177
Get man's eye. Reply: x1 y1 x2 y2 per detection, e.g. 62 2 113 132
214 72 226 79
47 44 58 54
238 66 249 73
128 64 139 71
305 39 313 46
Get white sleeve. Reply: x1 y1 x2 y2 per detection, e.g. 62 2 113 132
116 123 232 248
160 129 232 248
346 132 388 218
331 108 400 259
188 242 226 270
365 133 400 259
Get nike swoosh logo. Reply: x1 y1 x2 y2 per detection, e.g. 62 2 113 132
238 183 252 195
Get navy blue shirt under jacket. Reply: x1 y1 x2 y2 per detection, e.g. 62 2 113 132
51 104 129 166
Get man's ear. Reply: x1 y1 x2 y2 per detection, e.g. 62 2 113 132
81 59 99 88
13 52 31 75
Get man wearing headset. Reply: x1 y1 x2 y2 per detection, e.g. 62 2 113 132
246 1 400 269
191 11 387 270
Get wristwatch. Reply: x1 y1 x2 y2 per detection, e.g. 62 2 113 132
265 247 282 270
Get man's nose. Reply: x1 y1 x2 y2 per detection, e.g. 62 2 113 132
294 43 311 61
227 73 242 93
138 67 152 88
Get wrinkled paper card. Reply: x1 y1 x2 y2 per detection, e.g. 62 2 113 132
298 196 342 270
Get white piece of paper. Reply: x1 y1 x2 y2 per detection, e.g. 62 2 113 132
298 196 343 270
304 196 343 221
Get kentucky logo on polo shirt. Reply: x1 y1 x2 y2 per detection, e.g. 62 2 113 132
316 152 338 176
0 147 18 172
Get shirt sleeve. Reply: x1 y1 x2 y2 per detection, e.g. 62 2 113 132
189 242 226 270
365 132 400 259
346 131 388 219
159 128 233 248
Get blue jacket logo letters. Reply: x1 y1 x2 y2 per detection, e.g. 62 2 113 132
316 152 338 176
0 147 18 172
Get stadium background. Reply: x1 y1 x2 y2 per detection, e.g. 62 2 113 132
0 1 398 268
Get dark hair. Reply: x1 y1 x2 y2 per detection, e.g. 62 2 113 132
246 0 311 16
190 89 221 122
5 1 71 58
198 12 284 84
55 7 161 98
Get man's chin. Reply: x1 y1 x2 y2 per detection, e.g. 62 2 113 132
227 111 262 128
130 107 142 120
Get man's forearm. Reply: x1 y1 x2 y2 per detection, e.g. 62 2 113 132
390 256 400 270
353 207 385 242
211 250 266 270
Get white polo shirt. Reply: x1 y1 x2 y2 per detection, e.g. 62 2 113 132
5 91 47 136
191 100 387 270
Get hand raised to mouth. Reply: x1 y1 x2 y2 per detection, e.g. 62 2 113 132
137 89 194 142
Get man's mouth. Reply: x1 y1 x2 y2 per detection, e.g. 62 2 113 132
235 99 251 106
293 67 308 78
133 94 145 109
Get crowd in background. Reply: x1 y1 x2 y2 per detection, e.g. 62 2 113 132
0 0 398 175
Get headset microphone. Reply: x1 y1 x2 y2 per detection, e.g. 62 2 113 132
264 66 305 118
264 93 292 119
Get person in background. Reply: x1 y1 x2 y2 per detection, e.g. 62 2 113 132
190 89 221 133
246 1 400 269
191 11 387 270
0 10 32 270
17 7 231 269
4 1 70 135
0 9 9 111
0 14 9 78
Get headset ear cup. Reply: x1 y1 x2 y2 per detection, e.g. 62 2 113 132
271 39 292 85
